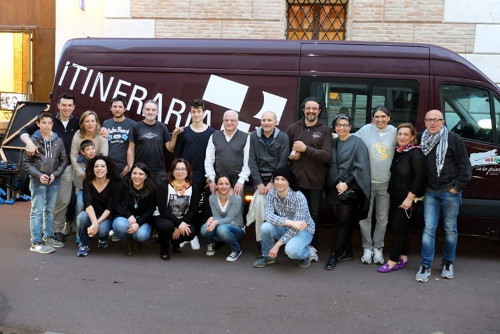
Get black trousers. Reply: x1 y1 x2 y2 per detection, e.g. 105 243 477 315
153 216 196 249
331 202 355 254
389 202 410 262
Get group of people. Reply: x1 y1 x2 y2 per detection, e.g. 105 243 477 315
22 93 472 282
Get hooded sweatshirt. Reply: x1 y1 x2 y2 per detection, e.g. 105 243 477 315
23 130 68 180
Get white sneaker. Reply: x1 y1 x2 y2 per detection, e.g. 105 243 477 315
361 248 373 264
30 242 55 254
309 246 319 262
373 248 384 265
190 236 201 250
179 241 188 248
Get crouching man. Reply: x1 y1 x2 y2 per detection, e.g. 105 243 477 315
253 167 315 269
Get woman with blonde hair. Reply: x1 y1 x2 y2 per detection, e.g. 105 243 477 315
70 110 109 184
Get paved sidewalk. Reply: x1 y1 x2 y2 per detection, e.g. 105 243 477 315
1 201 499 334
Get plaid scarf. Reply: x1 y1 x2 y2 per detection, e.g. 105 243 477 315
396 142 420 153
420 126 448 177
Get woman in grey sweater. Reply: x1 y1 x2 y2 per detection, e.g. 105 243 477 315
201 173 245 262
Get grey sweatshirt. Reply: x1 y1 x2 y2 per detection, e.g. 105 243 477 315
354 123 396 183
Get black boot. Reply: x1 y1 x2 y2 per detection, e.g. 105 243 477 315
324 251 338 270
160 244 170 261
124 238 133 256
338 248 353 262
255 241 262 259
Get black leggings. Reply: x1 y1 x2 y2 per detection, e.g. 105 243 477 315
331 202 355 254
153 216 196 249
389 202 410 262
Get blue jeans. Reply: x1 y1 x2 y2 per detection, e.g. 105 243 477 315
76 211 112 247
201 223 245 252
421 189 462 267
75 188 84 218
260 222 313 260
29 177 61 244
112 216 152 243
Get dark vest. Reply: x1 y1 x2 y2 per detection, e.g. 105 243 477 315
213 130 247 180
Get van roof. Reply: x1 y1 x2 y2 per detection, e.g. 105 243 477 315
60 38 491 83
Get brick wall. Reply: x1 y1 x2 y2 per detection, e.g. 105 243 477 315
126 0 476 53
348 0 475 54
131 0 286 39
103 0 497 82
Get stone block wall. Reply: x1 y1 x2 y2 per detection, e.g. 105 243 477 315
100 0 499 83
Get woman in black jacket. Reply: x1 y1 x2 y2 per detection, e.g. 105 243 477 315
378 123 426 273
112 162 156 256
325 114 371 270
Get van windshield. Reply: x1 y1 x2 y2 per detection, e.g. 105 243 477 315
442 83 499 145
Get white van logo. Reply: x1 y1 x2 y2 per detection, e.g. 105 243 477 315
203 75 287 132
470 149 500 175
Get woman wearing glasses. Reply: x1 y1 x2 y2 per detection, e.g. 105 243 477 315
154 158 200 261
325 114 371 270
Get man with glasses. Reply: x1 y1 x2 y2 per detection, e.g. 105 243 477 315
415 109 471 283
204 110 250 196
286 97 333 259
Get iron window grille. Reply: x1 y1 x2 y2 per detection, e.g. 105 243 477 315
286 0 348 40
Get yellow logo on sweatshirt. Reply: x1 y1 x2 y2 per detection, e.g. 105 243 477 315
371 142 390 161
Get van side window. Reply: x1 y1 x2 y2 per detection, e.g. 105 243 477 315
442 84 497 144
299 78 419 130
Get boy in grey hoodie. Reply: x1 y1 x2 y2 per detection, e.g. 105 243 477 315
23 112 68 253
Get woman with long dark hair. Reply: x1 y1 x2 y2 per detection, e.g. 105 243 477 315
76 155 118 257
112 162 157 256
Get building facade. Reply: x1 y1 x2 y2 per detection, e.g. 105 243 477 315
55 0 500 85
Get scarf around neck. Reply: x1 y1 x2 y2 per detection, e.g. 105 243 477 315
420 126 448 177
396 142 420 153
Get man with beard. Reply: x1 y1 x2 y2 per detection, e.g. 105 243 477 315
103 97 136 177
286 97 332 260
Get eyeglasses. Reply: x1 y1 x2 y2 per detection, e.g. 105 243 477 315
424 118 444 123
335 123 351 128
174 168 187 172
223 119 237 123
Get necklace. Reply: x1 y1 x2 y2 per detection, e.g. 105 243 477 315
133 190 141 209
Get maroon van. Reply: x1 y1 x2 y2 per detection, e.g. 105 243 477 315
51 38 500 237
